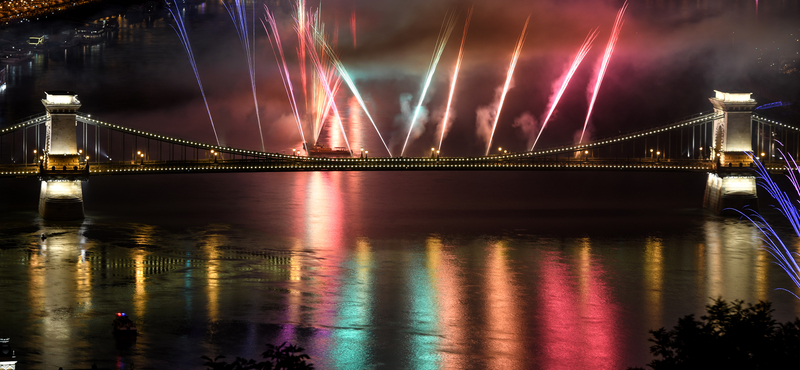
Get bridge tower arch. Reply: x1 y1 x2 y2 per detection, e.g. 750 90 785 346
38 91 86 220
703 90 758 213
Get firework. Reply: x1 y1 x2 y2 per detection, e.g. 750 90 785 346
484 16 529 156
263 7 307 146
303 20 352 153
438 7 472 152
579 1 628 144
322 43 393 157
400 13 457 157
164 0 220 146
530 28 598 151
222 0 264 151
736 151 800 299
351 11 357 48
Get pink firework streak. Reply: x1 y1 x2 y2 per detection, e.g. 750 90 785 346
530 28 598 151
304 28 352 153
484 16 529 156
263 7 307 146
350 11 356 48
579 1 628 144
295 0 308 107
438 7 472 152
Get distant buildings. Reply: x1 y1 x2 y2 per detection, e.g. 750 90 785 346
0 0 101 24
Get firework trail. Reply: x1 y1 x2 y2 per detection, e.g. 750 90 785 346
222 0 264 151
400 13 457 157
307 10 343 145
296 0 308 106
530 28 598 151
164 1 219 145
263 7 307 147
322 43 393 156
438 6 472 152
484 16 529 156
303 17 352 153
735 151 800 299
579 1 628 144
350 11 357 48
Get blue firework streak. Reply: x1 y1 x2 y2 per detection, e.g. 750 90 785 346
222 0 264 151
736 151 800 299
165 0 220 145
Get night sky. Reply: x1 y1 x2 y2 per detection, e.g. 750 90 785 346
63 0 800 156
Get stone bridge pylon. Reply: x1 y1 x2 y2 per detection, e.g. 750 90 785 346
38 91 88 220
703 90 759 214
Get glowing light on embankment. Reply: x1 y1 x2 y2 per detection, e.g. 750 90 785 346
531 28 598 151
485 16 529 156
438 7 472 152
401 13 457 157
580 1 628 144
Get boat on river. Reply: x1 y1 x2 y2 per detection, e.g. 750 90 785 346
304 143 352 158
112 312 137 335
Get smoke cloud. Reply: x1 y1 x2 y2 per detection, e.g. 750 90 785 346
393 93 429 150
513 112 540 149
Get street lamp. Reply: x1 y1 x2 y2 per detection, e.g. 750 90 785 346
656 151 661 162
650 148 654 160
431 147 435 158
365 150 368 159
292 148 297 156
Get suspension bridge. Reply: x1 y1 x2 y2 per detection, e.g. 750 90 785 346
0 90 794 219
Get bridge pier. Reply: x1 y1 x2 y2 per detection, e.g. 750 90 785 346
704 91 758 214
703 173 757 214
38 91 86 220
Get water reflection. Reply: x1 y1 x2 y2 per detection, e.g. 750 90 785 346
10 186 800 369
484 240 523 369
643 237 664 329
331 238 373 369
429 237 465 370
28 222 91 368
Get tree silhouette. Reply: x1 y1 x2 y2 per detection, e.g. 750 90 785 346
630 298 800 369
202 342 314 370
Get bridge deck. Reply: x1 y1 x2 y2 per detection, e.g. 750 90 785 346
0 158 723 178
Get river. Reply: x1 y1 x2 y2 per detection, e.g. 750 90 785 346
1 0 800 369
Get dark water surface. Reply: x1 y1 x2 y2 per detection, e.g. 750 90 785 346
3 171 800 370
2 1 800 369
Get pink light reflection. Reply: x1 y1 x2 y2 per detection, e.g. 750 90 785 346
539 248 620 369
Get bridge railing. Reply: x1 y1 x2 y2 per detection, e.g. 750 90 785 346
507 111 721 159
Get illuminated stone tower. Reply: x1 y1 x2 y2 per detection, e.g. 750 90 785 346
38 91 87 220
703 90 758 214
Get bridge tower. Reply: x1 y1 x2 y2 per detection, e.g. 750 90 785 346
703 90 758 214
38 91 87 220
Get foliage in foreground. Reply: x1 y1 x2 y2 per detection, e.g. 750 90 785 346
202 342 314 370
629 298 800 370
